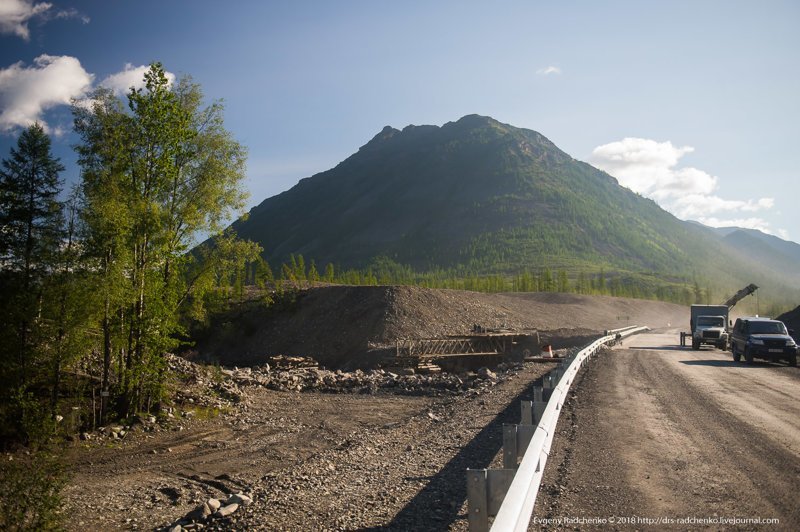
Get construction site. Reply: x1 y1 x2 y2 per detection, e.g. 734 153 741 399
388 328 543 373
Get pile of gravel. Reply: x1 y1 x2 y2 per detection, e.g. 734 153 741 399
777 305 800 342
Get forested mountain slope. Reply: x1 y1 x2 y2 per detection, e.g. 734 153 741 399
232 115 800 297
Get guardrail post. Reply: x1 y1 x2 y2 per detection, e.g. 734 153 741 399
504 423 537 469
503 424 517 469
531 386 547 425
517 424 536 456
469 326 650 532
533 400 546 424
533 385 543 402
521 400 532 425
467 469 489 532
543 374 554 401
467 469 516 532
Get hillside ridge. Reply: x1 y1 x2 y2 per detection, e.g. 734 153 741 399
230 115 800 303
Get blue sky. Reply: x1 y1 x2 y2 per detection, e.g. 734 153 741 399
1 0 798 242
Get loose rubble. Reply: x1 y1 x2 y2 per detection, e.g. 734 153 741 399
223 362 519 395
77 351 523 449
166 492 253 531
168 351 521 398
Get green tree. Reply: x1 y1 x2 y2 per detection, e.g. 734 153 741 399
46 188 93 415
541 267 554 292
73 63 249 415
0 123 65 391
308 259 319 283
557 269 569 293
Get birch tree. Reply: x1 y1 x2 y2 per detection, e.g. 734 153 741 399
73 63 249 415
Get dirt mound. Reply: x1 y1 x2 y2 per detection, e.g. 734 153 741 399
192 285 688 369
777 305 800 341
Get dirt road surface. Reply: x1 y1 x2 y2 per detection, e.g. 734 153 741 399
64 362 560 531
537 329 800 530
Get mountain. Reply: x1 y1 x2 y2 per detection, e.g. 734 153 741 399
710 225 800 263
687 222 800 289
232 115 800 297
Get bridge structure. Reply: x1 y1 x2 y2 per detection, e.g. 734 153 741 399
391 330 541 369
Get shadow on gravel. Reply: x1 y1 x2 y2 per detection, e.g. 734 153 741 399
680 359 776 368
635 345 693 351
365 379 543 531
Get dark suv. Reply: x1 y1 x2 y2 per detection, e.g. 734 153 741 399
729 317 797 366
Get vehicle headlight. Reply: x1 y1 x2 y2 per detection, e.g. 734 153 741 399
788 339 797 347
750 338 765 345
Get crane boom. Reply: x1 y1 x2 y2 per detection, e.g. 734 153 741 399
722 283 758 309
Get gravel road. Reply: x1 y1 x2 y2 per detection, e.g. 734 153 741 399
537 329 800 530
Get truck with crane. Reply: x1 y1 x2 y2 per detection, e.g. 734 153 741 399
688 284 758 350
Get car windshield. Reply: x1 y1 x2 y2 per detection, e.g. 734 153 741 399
749 321 787 335
698 316 724 327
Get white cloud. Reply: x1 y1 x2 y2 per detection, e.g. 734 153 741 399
670 195 774 219
0 58 179 135
0 54 94 133
52 7 89 24
590 137 776 231
0 0 51 40
696 216 771 232
100 63 176 96
536 65 561 76
0 0 88 40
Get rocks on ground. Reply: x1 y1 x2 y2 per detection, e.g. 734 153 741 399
165 491 253 531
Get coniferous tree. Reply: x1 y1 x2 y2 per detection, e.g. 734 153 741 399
308 260 319 283
0 123 65 392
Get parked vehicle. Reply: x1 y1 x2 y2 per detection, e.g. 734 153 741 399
685 284 758 351
729 317 797 366
690 305 729 350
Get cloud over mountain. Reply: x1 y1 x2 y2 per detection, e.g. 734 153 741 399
590 137 777 234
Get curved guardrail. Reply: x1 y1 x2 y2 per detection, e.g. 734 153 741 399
467 325 649 531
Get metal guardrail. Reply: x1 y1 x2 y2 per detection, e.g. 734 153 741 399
466 325 649 532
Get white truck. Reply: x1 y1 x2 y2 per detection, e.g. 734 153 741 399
690 304 730 350
686 284 759 351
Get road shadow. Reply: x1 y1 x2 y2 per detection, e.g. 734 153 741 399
679 359 788 368
363 375 547 531
635 345 691 352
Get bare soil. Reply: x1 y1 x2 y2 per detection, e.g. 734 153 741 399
62 287 690 530
192 285 688 369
